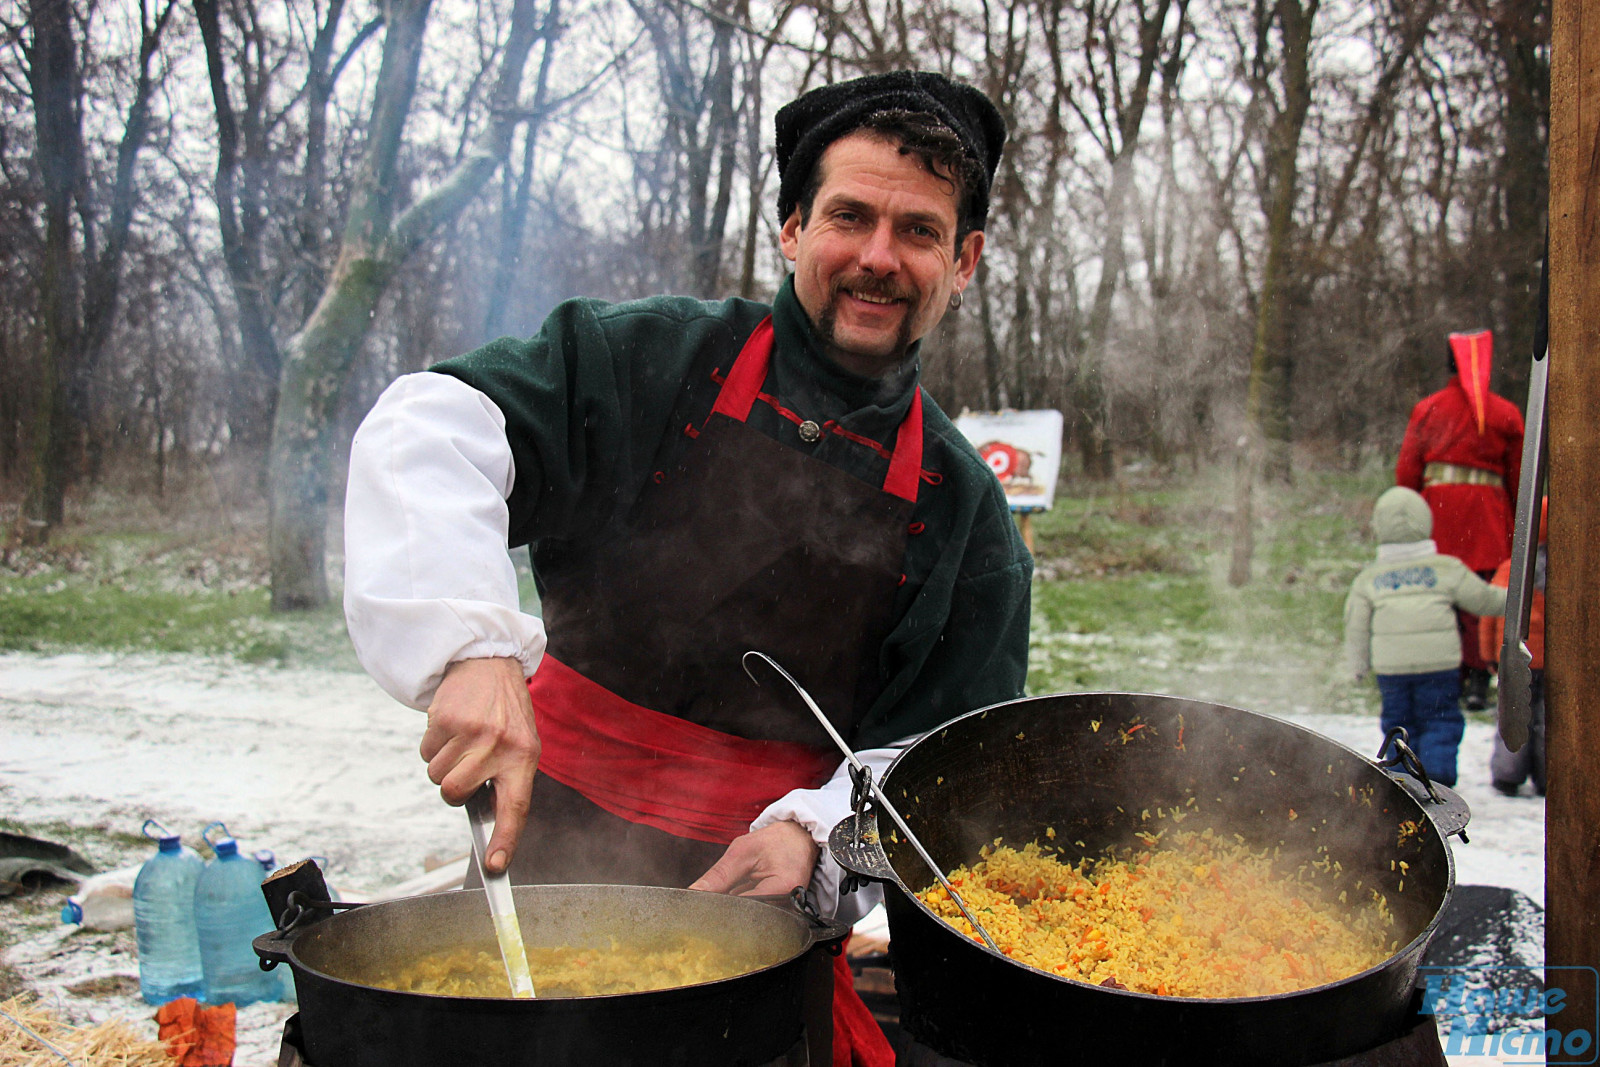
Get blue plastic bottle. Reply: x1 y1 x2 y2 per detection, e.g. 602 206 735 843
252 848 295 1003
132 819 205 1005
194 822 280 1006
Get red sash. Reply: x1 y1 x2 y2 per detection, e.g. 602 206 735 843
527 655 838 844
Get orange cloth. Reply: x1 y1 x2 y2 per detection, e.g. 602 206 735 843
1480 551 1545 672
155 997 236 1066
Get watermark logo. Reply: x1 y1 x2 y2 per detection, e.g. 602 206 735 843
1419 966 1599 1064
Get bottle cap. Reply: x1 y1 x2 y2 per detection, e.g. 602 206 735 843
141 818 182 852
202 821 239 858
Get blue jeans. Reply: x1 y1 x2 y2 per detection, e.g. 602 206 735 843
1376 669 1465 787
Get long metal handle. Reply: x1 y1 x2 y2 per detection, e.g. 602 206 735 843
741 651 1001 953
466 784 536 998
1498 249 1550 752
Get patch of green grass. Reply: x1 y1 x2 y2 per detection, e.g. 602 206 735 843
0 531 359 669
1024 467 1390 719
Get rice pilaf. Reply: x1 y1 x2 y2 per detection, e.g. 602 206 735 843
916 828 1396 998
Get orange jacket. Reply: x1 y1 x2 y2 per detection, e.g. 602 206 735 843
1480 556 1544 670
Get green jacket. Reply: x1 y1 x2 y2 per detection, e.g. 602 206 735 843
431 277 1033 747
1343 487 1507 677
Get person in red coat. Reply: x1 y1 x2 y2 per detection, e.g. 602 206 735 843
1395 330 1525 710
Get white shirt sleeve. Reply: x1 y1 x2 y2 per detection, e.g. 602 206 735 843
343 372 547 710
750 737 919 925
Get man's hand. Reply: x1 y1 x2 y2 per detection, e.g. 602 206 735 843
421 656 539 875
688 821 820 898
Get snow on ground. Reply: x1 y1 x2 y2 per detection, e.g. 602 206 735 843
0 651 1548 1065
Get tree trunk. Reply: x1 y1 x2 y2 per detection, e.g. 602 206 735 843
484 0 561 340
1488 0 1550 401
1227 437 1255 586
1075 0 1180 482
17 0 82 544
270 254 391 608
1229 0 1318 581
194 0 287 457
268 0 546 611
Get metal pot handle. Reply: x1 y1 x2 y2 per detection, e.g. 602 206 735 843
746 888 852 954
828 808 896 886
830 762 897 890
1376 729 1472 842
788 888 852 954
253 927 295 969
253 891 364 971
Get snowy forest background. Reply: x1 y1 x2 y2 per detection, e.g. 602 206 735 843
0 0 1548 607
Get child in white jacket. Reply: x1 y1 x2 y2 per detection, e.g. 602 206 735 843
1344 487 1506 786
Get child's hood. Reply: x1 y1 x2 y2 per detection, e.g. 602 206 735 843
1372 486 1433 543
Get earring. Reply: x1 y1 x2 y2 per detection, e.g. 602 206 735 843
949 290 964 310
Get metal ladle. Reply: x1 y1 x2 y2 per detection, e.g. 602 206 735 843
741 651 1000 953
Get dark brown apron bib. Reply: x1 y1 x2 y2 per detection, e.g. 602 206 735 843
500 319 919 888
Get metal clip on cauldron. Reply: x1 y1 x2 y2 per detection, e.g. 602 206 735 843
836 763 876 896
1375 727 1471 844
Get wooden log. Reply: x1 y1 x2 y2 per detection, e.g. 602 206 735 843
261 858 334 929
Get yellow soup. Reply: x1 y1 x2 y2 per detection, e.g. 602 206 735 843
360 935 762 999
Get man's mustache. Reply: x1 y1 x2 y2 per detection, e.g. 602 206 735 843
831 275 918 304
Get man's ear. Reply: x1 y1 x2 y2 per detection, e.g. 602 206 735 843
954 229 985 289
779 209 803 263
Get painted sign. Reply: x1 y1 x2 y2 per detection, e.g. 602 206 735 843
954 409 1065 511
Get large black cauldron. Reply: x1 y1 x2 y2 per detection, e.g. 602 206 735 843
830 692 1468 1067
254 883 846 1067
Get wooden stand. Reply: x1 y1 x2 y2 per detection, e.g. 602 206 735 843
1012 508 1040 553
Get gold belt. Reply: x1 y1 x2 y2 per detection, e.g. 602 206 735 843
1423 461 1503 489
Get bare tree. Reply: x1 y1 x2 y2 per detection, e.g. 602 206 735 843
483 0 562 339
1226 0 1317 584
192 0 385 460
10 0 176 544
1071 0 1187 480
269 0 552 610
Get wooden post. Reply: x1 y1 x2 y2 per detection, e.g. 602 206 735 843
1016 510 1036 553
1547 0 1598 1026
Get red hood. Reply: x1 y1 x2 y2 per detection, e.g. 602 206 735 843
1449 330 1493 435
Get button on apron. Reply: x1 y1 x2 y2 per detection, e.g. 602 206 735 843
798 419 822 443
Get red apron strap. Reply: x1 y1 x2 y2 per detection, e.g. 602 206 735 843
709 317 775 423
708 318 925 504
528 654 837 844
882 388 923 503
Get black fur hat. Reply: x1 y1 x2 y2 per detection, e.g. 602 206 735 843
774 71 1006 231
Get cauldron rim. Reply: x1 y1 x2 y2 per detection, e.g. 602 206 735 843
265 882 842 1006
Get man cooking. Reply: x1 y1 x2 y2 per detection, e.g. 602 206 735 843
343 70 1032 1059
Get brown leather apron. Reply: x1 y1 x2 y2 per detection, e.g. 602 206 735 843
499 317 922 888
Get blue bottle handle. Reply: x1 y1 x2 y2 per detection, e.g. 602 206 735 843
201 821 231 851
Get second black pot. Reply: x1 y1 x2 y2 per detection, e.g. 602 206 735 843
255 883 848 1067
830 691 1467 1067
